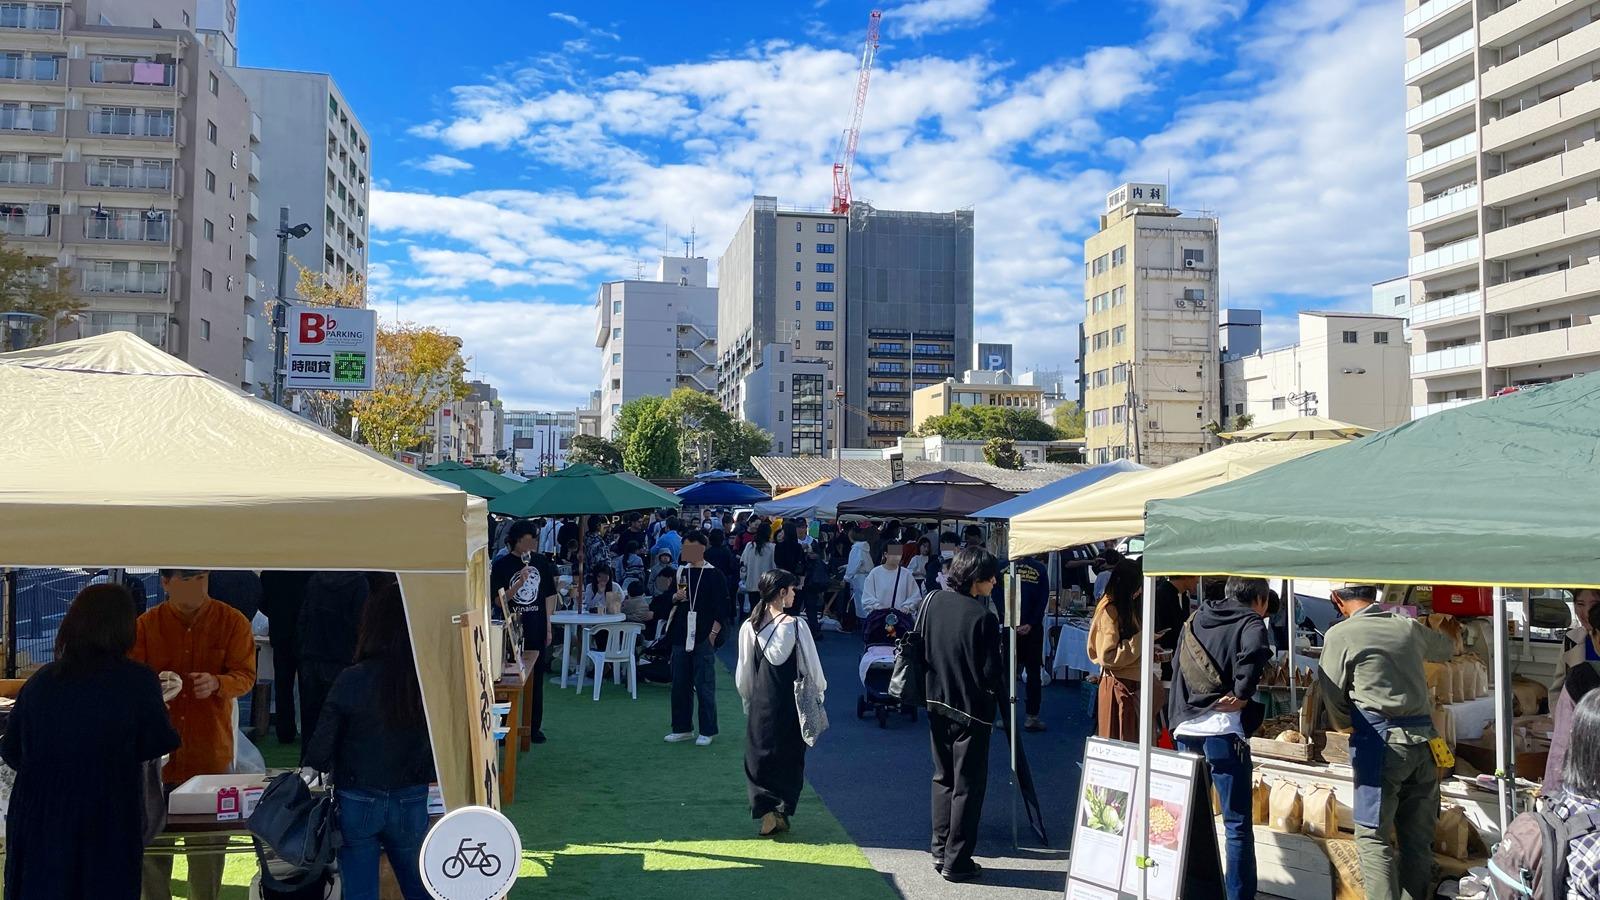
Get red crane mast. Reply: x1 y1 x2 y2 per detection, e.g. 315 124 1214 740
832 10 882 215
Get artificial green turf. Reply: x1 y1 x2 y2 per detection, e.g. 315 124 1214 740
164 664 894 900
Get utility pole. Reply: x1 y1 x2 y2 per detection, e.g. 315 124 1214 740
271 208 312 407
1126 363 1142 464
834 388 845 477
1290 391 1318 417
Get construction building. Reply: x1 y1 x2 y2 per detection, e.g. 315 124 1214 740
1221 311 1411 432
909 370 1046 434
1081 182 1220 465
1404 0 1600 418
595 255 717 438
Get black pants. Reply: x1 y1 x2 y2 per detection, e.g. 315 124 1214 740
528 643 548 735
797 589 822 636
299 659 345 753
271 640 299 742
670 642 719 736
929 713 991 874
1018 627 1044 717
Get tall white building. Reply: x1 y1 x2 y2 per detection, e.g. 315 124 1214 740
1222 311 1411 432
1405 0 1600 419
505 409 575 475
229 67 369 396
595 255 717 438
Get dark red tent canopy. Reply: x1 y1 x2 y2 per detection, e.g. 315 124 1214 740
835 468 1016 519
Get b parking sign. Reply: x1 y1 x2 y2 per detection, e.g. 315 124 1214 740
420 806 521 900
284 307 376 391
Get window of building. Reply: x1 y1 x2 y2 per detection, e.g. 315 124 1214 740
796 221 802 231
202 219 214 241
1091 408 1110 427
816 243 834 254
1373 331 1390 344
208 72 218 96
1112 325 1126 345
778 377 785 390
1272 397 1286 410
1112 286 1126 306
795 242 802 252
1111 405 1125 424
1092 330 1109 350
206 120 217 143
1112 365 1128 383
612 327 621 339
794 300 801 310
1342 330 1359 344
816 301 835 311
1234 403 1244 415
1093 369 1108 387
1111 246 1126 267
874 381 903 392
816 320 834 331
204 169 215 192
795 281 802 291
1183 248 1206 266
1090 254 1109 277
816 281 834 292
816 223 836 233
778 409 785 422
611 300 621 314
816 340 833 350
816 262 834 273
795 261 801 272
611 352 620 364
199 318 210 340
1184 288 1206 303
610 378 621 390
200 268 212 290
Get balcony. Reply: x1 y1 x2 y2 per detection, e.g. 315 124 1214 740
250 112 262 143
1485 200 1600 260
246 232 259 260
868 346 909 359
1405 0 1470 36
249 151 261 182
0 211 56 244
248 191 259 221
1408 184 1478 228
1488 320 1600 367
69 109 180 143
1406 29 1475 83
1487 262 1600 314
0 160 56 188
1484 76 1600 152
869 365 907 375
242 358 256 385
243 313 259 343
68 161 179 196
868 388 909 398
0 56 61 84
72 58 177 91
868 427 904 437
0 107 61 136
79 267 171 297
1406 81 1476 131
1483 18 1600 101
1408 132 1477 178
1411 290 1482 327
1482 0 1590 48
1411 342 1483 374
73 213 177 247
0 5 64 31
1409 236 1480 275
911 350 956 361
1412 396 1483 418
244 273 262 301
1485 139 1600 208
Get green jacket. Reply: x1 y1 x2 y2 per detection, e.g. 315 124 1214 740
1318 604 1456 745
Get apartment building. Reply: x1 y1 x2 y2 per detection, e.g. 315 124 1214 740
506 409 576 476
1081 182 1220 466
1221 311 1411 432
1372 274 1412 339
0 0 250 383
595 255 717 438
229 67 369 395
863 329 961 447
1405 0 1600 418
910 370 1047 433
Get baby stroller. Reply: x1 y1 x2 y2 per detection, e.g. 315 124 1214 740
856 607 919 728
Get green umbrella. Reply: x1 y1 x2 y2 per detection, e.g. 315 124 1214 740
423 460 525 499
488 466 682 517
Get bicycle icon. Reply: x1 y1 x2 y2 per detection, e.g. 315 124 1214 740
441 837 503 879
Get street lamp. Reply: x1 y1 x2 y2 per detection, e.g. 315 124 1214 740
0 311 44 351
270 208 313 407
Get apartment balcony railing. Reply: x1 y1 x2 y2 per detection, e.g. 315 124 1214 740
1408 132 1477 177
246 231 258 260
1409 184 1478 227
0 107 61 135
243 313 259 343
0 6 63 30
0 212 54 241
868 388 909 398
244 272 260 301
1487 320 1600 367
249 151 261 181
870 365 907 374
1411 342 1483 374
0 160 55 187
250 112 262 143
80 267 170 296
1411 290 1482 326
78 59 176 89
75 109 178 140
77 214 174 244
74 161 176 194
1409 236 1480 275
248 191 259 221
1412 397 1483 418
1407 81 1476 129
1405 0 1470 34
0 57 60 82
1406 29 1475 81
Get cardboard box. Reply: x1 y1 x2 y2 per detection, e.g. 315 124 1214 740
168 774 273 817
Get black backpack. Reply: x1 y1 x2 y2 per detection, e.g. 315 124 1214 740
1487 806 1600 900
247 772 340 896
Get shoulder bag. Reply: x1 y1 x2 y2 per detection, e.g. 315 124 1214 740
888 591 936 706
790 621 830 745
247 771 340 893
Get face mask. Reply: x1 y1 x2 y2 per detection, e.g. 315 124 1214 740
941 550 955 560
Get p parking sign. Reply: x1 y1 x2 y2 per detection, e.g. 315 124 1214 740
284 307 375 391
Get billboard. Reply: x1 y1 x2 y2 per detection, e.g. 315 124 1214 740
284 307 376 391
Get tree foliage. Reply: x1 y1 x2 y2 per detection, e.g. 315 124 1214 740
352 324 468 457
568 434 623 471
0 238 82 349
624 413 681 478
284 265 367 434
615 389 772 477
915 405 1056 442
984 437 1023 470
1053 401 1086 440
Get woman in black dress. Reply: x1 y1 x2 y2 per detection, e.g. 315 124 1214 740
736 569 827 836
3 583 180 900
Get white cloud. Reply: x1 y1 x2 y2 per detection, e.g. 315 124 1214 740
890 0 993 38
547 12 620 42
410 154 474 175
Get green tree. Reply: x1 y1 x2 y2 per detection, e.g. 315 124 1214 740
719 420 775 475
614 395 667 448
1053 401 1086 440
0 238 82 349
568 434 623 471
624 414 682 478
984 437 1023 469
916 405 1055 442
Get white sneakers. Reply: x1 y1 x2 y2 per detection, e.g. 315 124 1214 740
695 734 714 747
664 732 694 743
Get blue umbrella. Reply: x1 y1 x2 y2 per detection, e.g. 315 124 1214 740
674 479 770 506
968 459 1146 520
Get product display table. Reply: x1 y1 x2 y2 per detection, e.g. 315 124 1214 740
1048 618 1096 680
549 611 625 688
493 654 535 806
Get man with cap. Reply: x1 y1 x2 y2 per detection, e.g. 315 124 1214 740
1317 584 1456 900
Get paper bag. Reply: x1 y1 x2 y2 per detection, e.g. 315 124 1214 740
1326 838 1364 900
1252 775 1271 825
1302 783 1338 839
1269 780 1302 833
1424 661 1450 704
1434 803 1470 859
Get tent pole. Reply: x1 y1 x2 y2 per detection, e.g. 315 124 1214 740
2 567 13 679
1009 561 1019 850
1492 586 1511 832
1287 580 1297 716
1136 573 1156 900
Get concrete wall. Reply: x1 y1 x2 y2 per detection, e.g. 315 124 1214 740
1222 312 1410 431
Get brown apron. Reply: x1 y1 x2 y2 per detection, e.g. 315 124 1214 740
1097 671 1164 743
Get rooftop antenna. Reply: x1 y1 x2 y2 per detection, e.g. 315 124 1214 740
689 224 696 258
632 258 644 280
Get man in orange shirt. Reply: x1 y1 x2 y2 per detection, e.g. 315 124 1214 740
132 569 257 900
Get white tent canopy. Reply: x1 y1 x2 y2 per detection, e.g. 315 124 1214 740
753 477 872 520
0 333 491 807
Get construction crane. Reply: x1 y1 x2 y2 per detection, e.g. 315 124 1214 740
832 9 882 215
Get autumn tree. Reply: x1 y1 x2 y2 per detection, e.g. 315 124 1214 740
352 324 468 457
0 238 82 349
279 265 366 433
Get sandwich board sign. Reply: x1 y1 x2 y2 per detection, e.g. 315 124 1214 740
283 306 376 391
420 806 521 900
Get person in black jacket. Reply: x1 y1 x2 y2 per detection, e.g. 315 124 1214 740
1167 576 1274 900
207 570 263 622
1014 554 1050 732
493 519 556 744
664 531 732 747
705 528 741 599
304 583 435 900
259 571 312 743
1152 575 1197 680
297 571 370 751
920 547 1004 883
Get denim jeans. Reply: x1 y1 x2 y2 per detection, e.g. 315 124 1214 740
1177 734 1256 900
670 641 719 737
336 785 430 900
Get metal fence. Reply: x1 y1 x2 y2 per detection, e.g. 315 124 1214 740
2 567 163 675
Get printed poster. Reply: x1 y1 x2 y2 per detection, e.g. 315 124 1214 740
1064 880 1119 900
1068 757 1136 888
1119 769 1194 900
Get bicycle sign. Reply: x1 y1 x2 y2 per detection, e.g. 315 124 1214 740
420 806 521 900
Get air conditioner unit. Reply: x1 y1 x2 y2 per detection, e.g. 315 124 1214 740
1184 258 1197 269
1174 299 1186 308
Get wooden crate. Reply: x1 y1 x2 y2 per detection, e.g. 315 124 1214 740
1251 735 1317 763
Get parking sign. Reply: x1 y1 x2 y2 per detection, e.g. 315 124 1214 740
283 307 376 391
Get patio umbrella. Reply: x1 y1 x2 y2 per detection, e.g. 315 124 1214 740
488 466 681 518
1219 414 1374 442
836 468 1015 520
423 460 524 499
675 479 770 506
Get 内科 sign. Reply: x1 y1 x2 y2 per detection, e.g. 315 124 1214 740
284 306 376 391
420 806 521 900
1105 182 1168 213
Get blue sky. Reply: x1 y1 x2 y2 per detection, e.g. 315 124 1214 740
241 0 1407 410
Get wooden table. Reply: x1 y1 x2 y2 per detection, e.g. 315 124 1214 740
493 655 533 806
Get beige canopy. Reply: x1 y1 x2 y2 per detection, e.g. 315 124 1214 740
0 333 491 808
1007 440 1344 557
1219 415 1375 442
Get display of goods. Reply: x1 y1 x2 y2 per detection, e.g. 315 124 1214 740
1425 614 1467 655
1252 775 1271 825
1259 716 1298 740
1452 657 1477 700
1511 678 1548 717
1269 780 1302 833
1302 783 1339 839
1434 803 1470 859
1325 838 1365 900
1471 660 1488 700
1148 799 1184 850
1425 661 1451 704
1432 706 1457 753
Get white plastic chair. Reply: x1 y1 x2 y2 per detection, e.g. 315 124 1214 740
577 622 643 701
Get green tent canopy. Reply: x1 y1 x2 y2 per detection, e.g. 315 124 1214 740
1142 376 1600 589
489 465 681 517
423 460 524 499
